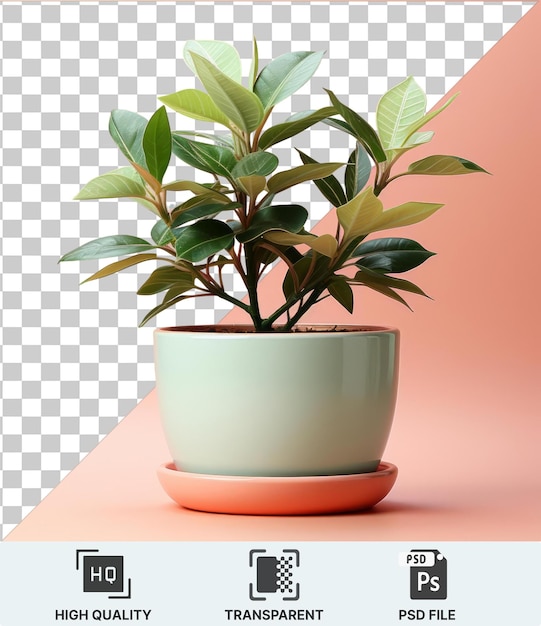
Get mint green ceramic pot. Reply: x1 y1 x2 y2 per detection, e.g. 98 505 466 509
154 325 399 477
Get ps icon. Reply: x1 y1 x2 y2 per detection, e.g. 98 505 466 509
409 550 447 600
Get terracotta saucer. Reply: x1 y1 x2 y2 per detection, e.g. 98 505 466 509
157 461 398 515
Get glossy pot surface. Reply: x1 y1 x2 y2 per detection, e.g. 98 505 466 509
154 325 399 477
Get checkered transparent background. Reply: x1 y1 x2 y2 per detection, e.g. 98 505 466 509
0 1 533 537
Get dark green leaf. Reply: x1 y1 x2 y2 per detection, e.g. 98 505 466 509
325 89 387 163
59 236 156 262
282 254 329 300
236 204 308 243
258 107 336 150
142 106 172 183
231 151 279 178
296 149 347 207
139 291 190 327
109 110 148 168
328 278 354 313
151 221 175 246
171 202 240 229
175 220 235 262
345 144 372 200
81 253 157 283
353 267 429 297
137 266 194 295
353 237 435 273
172 135 237 178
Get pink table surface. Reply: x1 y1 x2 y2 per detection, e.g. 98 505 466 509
6 379 541 542
6 1 541 543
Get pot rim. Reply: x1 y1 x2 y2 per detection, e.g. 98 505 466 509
154 324 399 337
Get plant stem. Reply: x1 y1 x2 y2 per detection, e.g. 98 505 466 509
244 242 263 330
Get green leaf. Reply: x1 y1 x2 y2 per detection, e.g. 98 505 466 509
81 253 157 283
259 107 336 150
254 50 324 110
376 77 427 150
368 201 444 233
172 135 237 178
159 89 232 128
74 168 146 200
401 93 459 146
171 202 239 229
328 278 354 313
109 110 148 168
354 267 429 297
137 266 194 295
142 106 171 183
349 272 412 310
345 144 372 201
296 149 347 207
151 220 175 246
282 255 329 299
184 40 242 83
236 204 308 243
248 37 259 90
237 175 267 198
353 237 435 273
162 179 231 203
325 89 386 163
336 187 383 242
191 53 264 133
265 231 338 258
407 155 489 176
172 130 234 149
139 290 191 327
175 220 235 262
386 131 435 160
267 162 343 194
231 152 279 178
59 235 156 262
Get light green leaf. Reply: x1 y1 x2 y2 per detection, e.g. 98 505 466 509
191 53 264 133
248 37 259 90
400 93 459 146
231 152 279 178
254 51 324 110
172 130 234 149
264 231 338 258
59 235 156 262
109 110 148 168
159 89 232 128
175 220 235 262
376 77 427 149
407 155 489 176
267 162 343 194
237 175 267 198
172 135 237 178
184 40 242 83
328 278 354 313
137 266 195 295
386 131 434 160
325 89 387 163
162 179 231 203
236 204 308 243
336 187 383 242
345 144 372 201
258 107 336 150
296 149 347 207
142 106 171 183
74 167 146 200
368 201 444 233
81 253 157 283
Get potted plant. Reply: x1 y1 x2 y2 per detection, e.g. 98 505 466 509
60 40 486 514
